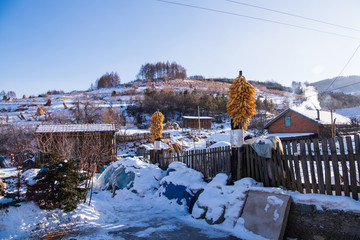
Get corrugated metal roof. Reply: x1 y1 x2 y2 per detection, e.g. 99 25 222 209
36 124 117 133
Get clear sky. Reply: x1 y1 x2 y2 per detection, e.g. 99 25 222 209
1 0 360 96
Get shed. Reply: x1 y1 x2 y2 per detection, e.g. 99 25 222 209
264 108 351 138
182 116 213 129
36 124 117 167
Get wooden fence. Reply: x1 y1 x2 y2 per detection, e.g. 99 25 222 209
150 146 232 180
117 133 170 142
150 135 360 200
235 135 360 200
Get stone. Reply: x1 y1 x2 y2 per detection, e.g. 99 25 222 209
240 190 291 240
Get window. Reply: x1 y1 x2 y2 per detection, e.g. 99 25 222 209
285 116 291 127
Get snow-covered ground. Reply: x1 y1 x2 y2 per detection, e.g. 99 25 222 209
1 157 360 240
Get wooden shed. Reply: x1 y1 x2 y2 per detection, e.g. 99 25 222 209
182 116 213 129
35 124 117 167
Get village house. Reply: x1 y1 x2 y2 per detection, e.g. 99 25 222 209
182 116 213 129
264 108 351 139
35 123 117 167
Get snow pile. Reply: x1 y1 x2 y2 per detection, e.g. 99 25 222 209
94 157 165 197
158 162 207 209
192 174 263 225
21 169 40 185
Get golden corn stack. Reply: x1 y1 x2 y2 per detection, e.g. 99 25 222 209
150 111 165 142
226 75 256 129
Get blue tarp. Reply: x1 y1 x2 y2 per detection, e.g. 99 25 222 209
161 182 203 213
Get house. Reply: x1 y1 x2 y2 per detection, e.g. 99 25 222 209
35 124 117 167
264 108 351 139
182 116 213 129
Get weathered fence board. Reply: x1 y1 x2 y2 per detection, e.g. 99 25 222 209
346 136 359 200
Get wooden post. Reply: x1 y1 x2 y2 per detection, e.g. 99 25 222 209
230 119 244 180
331 109 335 138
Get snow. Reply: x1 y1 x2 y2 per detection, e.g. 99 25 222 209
161 162 207 191
209 141 231 148
1 160 360 239
21 169 40 185
336 106 360 121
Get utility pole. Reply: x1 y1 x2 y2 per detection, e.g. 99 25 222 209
331 109 335 138
198 106 201 131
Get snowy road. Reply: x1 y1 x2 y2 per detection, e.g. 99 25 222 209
60 191 241 240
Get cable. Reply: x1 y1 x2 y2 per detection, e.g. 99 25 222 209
154 0 360 40
226 0 360 33
322 42 360 92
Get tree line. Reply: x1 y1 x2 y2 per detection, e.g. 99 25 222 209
136 61 187 81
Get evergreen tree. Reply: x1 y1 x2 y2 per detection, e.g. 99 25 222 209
26 154 89 212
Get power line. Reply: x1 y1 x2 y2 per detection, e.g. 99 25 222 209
154 0 360 40
323 42 360 92
226 0 360 33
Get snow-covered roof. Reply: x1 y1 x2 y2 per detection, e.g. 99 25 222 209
264 108 351 128
209 141 231 148
182 116 213 120
36 124 117 133
207 134 230 143
300 109 351 125
266 133 315 138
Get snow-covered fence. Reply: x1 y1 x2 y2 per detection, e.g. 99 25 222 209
240 136 360 200
150 135 360 200
150 146 232 180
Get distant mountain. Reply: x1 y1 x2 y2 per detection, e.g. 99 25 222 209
310 75 360 95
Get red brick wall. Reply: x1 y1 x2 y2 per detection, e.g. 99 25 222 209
267 111 320 134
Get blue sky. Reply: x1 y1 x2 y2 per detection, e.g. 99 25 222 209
1 0 360 96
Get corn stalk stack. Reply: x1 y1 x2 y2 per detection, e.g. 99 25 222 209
150 111 164 150
227 71 256 179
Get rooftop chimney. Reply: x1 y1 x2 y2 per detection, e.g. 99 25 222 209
316 109 320 120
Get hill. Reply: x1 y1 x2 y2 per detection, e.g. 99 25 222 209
310 75 360 95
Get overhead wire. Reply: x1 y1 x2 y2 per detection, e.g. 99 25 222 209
226 0 360 33
154 0 360 40
154 0 360 99
322 42 360 92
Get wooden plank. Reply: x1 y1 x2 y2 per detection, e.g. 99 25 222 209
338 137 350 197
254 147 260 182
299 140 311 193
269 155 277 187
292 141 303 193
346 136 359 200
262 156 270 187
250 146 255 179
257 152 265 184
313 139 325 194
281 141 291 190
246 145 251 177
275 146 286 187
321 138 332 195
328 138 342 196
306 140 318 193
354 135 360 192
286 141 297 191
